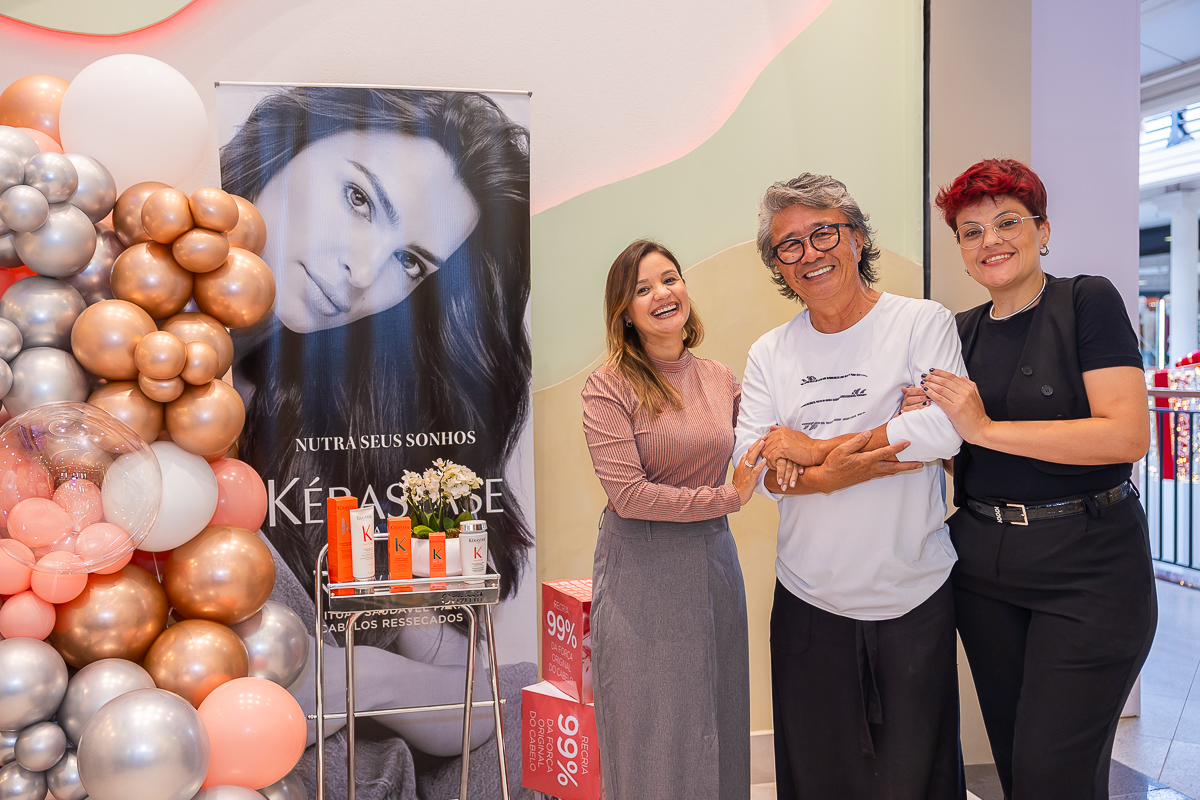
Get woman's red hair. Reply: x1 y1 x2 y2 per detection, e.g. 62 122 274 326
935 158 1048 232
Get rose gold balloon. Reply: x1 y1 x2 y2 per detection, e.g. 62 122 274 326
87 382 163 443
138 374 185 403
163 524 275 625
165 380 246 456
49 564 169 668
181 341 219 386
226 196 267 255
110 242 194 319
172 228 230 274
0 75 69 142
71 299 157 380
161 312 234 376
189 188 239 234
140 187 194 245
134 330 187 380
112 182 170 248
193 248 276 330
143 618 249 707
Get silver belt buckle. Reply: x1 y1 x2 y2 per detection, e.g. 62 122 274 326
1007 503 1029 526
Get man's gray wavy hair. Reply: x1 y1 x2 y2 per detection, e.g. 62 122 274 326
755 173 880 302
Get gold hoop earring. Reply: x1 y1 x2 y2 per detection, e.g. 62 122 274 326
1039 245 1049 256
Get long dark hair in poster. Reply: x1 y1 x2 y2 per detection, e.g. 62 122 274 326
217 83 533 800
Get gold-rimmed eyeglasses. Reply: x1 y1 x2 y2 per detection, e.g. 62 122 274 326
955 212 1041 250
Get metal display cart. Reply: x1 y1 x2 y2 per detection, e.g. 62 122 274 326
311 536 510 800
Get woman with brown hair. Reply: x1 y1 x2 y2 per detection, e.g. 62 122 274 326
582 239 769 800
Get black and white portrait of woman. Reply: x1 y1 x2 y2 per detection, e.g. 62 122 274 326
216 83 534 800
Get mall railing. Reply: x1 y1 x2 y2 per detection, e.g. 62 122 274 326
1142 386 1200 573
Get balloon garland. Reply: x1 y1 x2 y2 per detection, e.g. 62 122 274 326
0 58 307 800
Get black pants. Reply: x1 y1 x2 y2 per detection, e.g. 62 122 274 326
950 494 1158 800
770 579 965 800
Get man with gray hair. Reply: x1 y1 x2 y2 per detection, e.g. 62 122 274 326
733 173 967 798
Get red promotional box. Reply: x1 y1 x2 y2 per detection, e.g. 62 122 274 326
522 681 603 800
542 579 592 703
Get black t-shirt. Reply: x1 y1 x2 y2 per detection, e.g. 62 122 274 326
961 276 1144 502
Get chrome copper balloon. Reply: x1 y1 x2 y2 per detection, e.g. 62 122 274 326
160 312 233 376
142 619 249 707
23 153 77 204
45 750 86 800
172 228 229 274
49 565 169 669
188 188 238 234
138 374 185 403
164 525 275 626
140 188 192 245
86 382 163 444
180 341 218 385
13 722 65 772
226 196 266 255
112 182 169 249
3 347 89 416
0 762 45 800
0 186 48 234
0 639 68 731
110 242 193 319
134 330 186 380
64 154 117 224
57 659 156 746
192 248 275 329
230 601 309 688
76 688 209 800
63 222 121 306
0 317 21 360
69 299 156 381
164 380 245 457
14 203 97 278
0 275 85 350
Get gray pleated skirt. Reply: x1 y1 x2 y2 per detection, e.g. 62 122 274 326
591 508 751 800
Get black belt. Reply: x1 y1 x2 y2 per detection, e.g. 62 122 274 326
965 480 1136 525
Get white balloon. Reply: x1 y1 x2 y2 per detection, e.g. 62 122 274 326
58 56 207 193
191 787 263 800
108 441 215 552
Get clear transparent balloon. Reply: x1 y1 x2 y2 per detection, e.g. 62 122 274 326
0 401 161 573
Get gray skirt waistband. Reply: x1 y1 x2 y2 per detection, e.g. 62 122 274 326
600 507 729 540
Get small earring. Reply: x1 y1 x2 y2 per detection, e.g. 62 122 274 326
625 319 632 327
1039 245 1049 256
964 269 970 275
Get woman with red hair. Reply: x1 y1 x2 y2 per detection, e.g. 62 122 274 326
919 158 1156 799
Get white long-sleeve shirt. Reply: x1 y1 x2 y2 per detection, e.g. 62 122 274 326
734 293 965 620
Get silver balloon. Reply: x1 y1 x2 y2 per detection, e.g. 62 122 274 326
0 235 20 270
0 318 21 361
4 347 89 416
0 640 68 731
62 223 119 306
0 129 38 164
258 770 307 800
0 361 12 400
58 659 155 747
0 150 21 196
46 751 86 800
0 731 15 767
0 763 45 800
192 788 263 800
14 723 64 773
23 154 77 205
231 601 310 688
0 276 85 350
77 689 209 800
13 204 96 278
64 155 116 224
0 186 48 234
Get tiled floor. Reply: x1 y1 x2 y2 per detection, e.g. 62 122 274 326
750 578 1200 800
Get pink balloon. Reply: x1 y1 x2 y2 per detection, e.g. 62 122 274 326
30 551 86 603
15 126 63 153
53 478 104 532
76 522 133 574
0 539 33 594
0 454 52 528
198 677 306 789
8 498 72 548
0 589 55 639
209 459 268 532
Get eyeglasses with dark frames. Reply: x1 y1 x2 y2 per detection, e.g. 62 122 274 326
771 223 852 265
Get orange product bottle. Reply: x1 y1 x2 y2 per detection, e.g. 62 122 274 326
387 517 413 593
429 531 446 590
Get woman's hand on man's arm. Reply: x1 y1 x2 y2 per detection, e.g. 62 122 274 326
765 432 922 495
